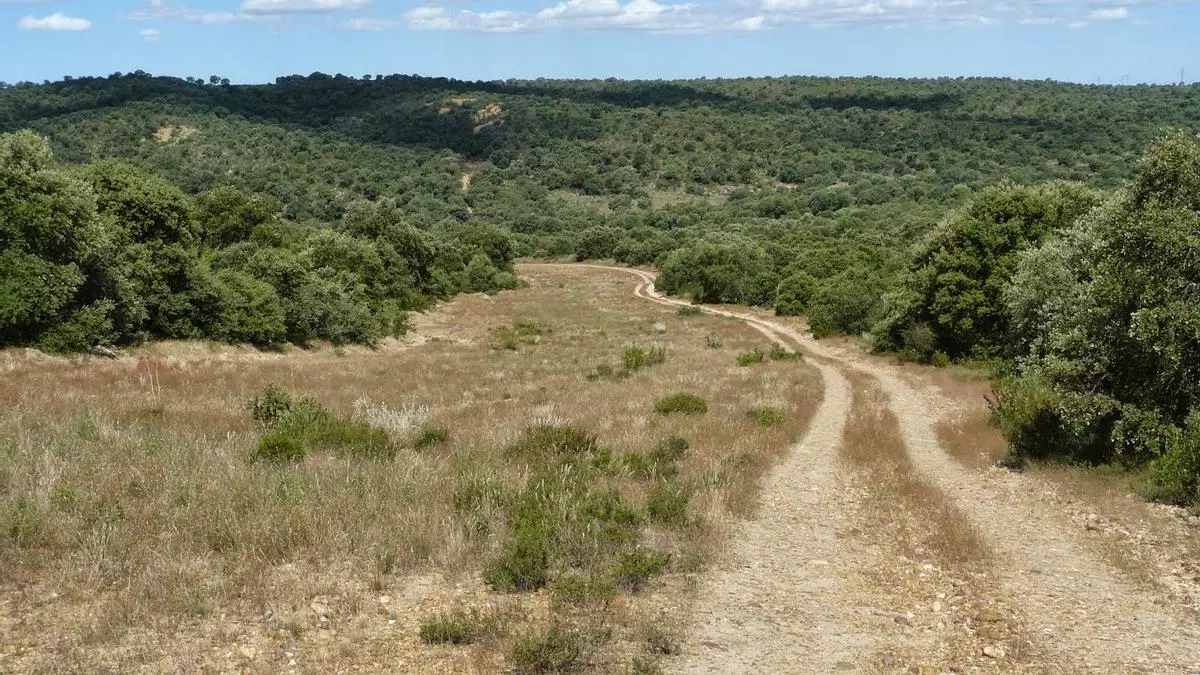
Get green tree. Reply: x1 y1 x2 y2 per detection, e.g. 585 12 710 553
0 131 104 346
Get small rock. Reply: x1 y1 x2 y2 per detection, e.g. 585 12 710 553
894 615 909 626
377 595 391 605
982 644 1006 659
932 601 943 613
653 322 667 333
881 654 896 667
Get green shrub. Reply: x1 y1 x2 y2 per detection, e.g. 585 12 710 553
248 384 397 460
484 525 551 592
736 349 765 366
252 431 306 463
414 426 449 450
1145 412 1200 506
251 383 295 429
623 343 666 373
504 426 599 460
419 609 490 645
748 407 785 427
646 481 691 527
509 623 588 674
705 334 723 349
623 345 648 371
491 320 542 351
648 436 689 464
654 393 707 416
621 452 657 479
550 573 617 605
677 305 702 317
768 344 800 361
612 549 670 592
930 351 951 368
3 498 45 548
452 475 507 513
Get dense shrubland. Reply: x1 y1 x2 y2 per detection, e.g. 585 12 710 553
880 131 1200 506
0 129 519 352
5 73 1200 340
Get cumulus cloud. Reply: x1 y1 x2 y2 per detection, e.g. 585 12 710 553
347 0 764 34
18 12 92 30
123 0 1155 33
242 0 370 14
126 1 256 24
1088 6 1128 19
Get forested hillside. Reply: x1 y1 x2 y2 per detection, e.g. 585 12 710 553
3 72 1200 342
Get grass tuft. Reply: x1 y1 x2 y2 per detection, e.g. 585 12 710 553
654 393 707 416
413 426 450 450
509 622 589 673
747 406 785 427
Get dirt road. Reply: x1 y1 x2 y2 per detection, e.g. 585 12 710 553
561 265 1200 674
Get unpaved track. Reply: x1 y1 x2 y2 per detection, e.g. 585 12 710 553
555 265 1200 673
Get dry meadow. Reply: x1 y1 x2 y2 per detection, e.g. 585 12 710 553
0 264 820 672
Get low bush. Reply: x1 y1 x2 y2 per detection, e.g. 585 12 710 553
736 349 765 366
623 343 666 372
247 384 398 461
646 481 691 527
504 426 599 460
649 436 689 464
413 426 449 450
509 623 588 673
748 407 785 427
705 334 723 349
419 609 494 645
654 393 707 416
1145 412 1200 506
768 344 801 361
550 573 617 605
612 548 670 592
676 305 702 317
251 431 306 463
491 320 544 351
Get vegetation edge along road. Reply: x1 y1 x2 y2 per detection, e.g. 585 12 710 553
556 263 1200 673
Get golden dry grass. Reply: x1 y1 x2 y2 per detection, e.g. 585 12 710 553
0 264 821 672
840 372 990 568
838 372 1043 671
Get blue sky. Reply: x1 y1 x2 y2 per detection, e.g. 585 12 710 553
3 0 1199 84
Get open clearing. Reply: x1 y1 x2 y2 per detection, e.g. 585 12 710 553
3 263 1200 673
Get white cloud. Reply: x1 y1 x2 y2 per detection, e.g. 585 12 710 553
1088 6 1128 18
140 27 163 41
126 1 257 24
538 0 622 20
733 14 767 29
242 0 370 14
18 12 91 31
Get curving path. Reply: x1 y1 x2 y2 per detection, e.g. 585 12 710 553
543 264 1200 674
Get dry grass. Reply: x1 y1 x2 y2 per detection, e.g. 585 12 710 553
0 264 820 672
837 372 1043 672
840 372 990 568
